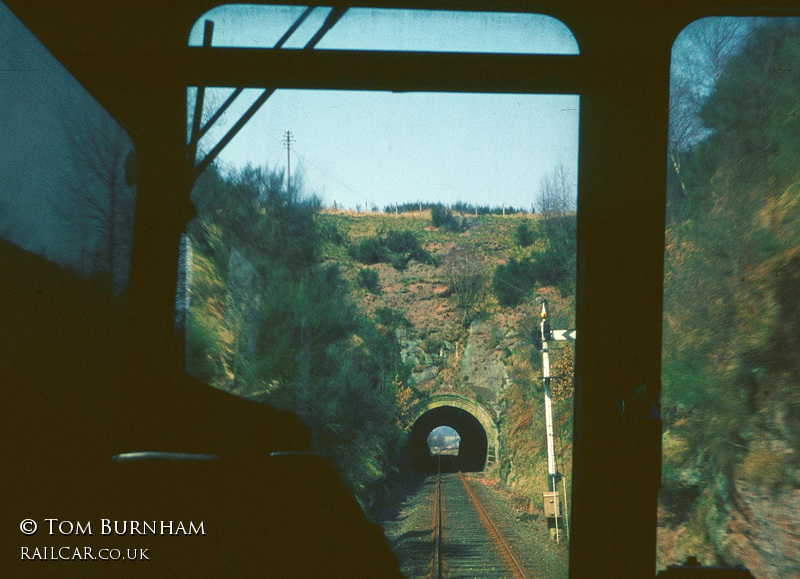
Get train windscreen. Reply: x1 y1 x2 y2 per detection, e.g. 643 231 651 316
182 4 579 572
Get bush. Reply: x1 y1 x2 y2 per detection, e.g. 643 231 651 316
493 258 536 306
318 220 348 245
386 230 432 263
543 214 577 243
385 230 419 255
515 221 537 247
431 204 463 232
348 236 388 264
529 248 573 287
493 226 576 304
389 253 410 271
375 306 412 329
348 230 432 270
357 268 380 293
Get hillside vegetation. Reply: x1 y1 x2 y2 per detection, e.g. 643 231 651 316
317 209 576 523
660 21 800 576
185 179 577 523
185 167 412 516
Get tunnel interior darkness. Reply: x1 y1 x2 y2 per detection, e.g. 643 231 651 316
409 406 488 473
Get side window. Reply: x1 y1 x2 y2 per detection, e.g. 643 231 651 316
661 18 800 577
0 3 136 295
1 0 138 531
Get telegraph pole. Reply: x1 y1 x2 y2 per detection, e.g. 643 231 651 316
282 130 295 192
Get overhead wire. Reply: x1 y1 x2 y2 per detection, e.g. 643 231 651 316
291 141 373 209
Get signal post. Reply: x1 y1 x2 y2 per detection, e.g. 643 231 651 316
534 299 575 543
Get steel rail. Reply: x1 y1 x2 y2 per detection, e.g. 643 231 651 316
433 456 443 579
452 458 530 579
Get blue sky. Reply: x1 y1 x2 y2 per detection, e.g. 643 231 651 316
188 5 580 210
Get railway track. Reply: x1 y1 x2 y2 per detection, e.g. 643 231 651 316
432 456 530 578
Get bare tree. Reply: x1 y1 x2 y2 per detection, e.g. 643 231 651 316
668 18 752 216
686 18 748 88
443 246 489 328
537 162 575 218
51 92 137 294
536 162 576 242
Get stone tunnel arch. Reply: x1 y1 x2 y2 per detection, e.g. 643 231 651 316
408 394 499 473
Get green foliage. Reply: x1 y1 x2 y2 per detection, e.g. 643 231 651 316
348 236 388 264
389 253 410 271
347 230 433 270
515 221 537 247
660 22 800 566
534 246 575 289
357 267 380 293
497 344 573 523
386 201 525 216
450 201 525 216
374 306 412 330
492 214 576 305
189 165 319 276
493 258 536 306
430 204 464 232
186 164 410 518
385 230 421 255
185 307 223 385
318 219 348 245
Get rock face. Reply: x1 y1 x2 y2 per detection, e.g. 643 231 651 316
398 308 524 420
725 477 800 578
458 320 510 407
658 434 800 576
402 316 512 413
326 213 574 431
331 220 535 419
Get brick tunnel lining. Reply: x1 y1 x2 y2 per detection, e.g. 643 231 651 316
409 406 488 473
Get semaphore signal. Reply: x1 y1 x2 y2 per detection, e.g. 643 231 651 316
533 298 575 544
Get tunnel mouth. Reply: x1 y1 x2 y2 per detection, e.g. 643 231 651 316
427 425 461 455
409 406 488 473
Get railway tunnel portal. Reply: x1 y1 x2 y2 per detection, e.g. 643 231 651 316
409 394 499 473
